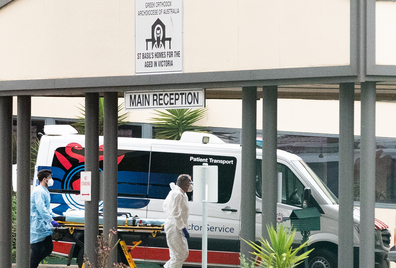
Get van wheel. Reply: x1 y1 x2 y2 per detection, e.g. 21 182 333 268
308 248 337 268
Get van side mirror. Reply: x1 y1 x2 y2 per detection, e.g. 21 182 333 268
302 187 312 208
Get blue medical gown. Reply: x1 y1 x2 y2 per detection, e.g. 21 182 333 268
30 185 55 244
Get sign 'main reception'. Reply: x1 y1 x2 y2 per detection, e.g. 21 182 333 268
125 89 205 109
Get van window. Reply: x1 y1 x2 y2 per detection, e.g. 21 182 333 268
45 145 153 213
117 150 151 198
150 152 237 203
48 145 237 212
50 146 152 198
256 160 304 207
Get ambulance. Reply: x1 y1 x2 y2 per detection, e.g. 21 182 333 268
34 125 391 268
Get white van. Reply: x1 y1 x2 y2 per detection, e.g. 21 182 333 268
34 126 390 268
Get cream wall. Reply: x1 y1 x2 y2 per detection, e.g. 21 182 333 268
0 0 135 80
185 0 350 72
0 0 350 80
377 1 396 65
16 97 85 119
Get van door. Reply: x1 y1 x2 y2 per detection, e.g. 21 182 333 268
146 145 240 247
255 159 305 242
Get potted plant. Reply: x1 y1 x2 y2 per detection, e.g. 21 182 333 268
241 224 313 268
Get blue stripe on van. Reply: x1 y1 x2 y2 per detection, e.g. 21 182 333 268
117 197 150 208
118 171 148 196
50 196 149 214
50 193 64 203
148 172 179 199
38 166 65 179
52 204 72 215
38 166 65 189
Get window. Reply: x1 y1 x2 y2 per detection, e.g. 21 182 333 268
150 152 237 203
276 132 396 204
256 160 304 207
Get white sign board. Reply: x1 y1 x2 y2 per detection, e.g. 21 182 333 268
12 164 17 192
125 89 205 109
135 0 183 74
193 164 218 203
80 171 92 201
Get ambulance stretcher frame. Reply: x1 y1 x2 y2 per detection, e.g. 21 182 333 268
52 220 164 268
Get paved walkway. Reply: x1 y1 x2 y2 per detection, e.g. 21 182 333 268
12 262 163 267
11 261 163 267
12 265 78 268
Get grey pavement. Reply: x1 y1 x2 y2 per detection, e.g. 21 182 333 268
11 262 163 267
12 263 78 268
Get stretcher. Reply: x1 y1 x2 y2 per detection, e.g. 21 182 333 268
52 214 165 268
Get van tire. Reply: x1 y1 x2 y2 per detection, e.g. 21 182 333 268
308 248 337 268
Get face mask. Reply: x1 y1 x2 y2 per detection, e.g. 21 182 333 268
47 178 54 187
187 183 193 192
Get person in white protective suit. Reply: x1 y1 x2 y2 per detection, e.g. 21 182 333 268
162 174 193 268
30 169 60 268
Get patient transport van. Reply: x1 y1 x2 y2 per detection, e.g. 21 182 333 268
34 125 391 268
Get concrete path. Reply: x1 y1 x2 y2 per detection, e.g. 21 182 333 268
11 261 163 267
12 265 78 268
11 262 163 267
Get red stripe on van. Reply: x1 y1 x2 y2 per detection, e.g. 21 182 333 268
130 246 240 265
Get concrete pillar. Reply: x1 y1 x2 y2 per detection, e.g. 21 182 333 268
0 97 13 267
240 87 257 258
359 82 376 268
338 83 355 268
261 86 278 240
84 93 100 267
103 92 119 265
16 96 31 268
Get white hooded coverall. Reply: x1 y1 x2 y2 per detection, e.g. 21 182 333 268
162 182 189 268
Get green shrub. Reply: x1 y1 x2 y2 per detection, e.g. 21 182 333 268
151 108 207 140
241 224 313 268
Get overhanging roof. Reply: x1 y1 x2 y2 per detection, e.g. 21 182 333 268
2 70 396 101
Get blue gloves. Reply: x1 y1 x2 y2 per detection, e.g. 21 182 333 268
182 228 189 239
51 220 60 227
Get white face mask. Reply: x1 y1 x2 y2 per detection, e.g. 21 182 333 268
47 178 54 187
187 183 193 192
